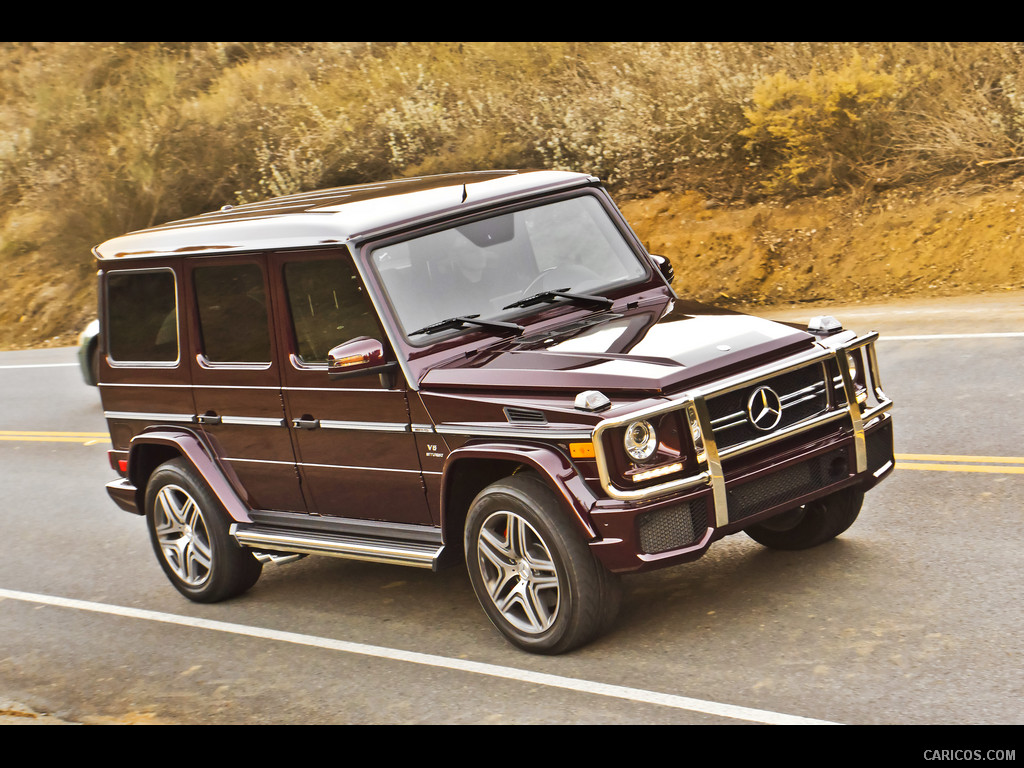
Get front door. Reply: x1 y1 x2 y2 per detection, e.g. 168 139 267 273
270 249 433 526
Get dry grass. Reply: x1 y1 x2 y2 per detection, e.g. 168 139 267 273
1 42 1023 347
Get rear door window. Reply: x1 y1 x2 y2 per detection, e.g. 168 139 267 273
194 263 272 364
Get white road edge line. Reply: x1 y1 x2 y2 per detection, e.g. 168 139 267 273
0 362 78 369
879 332 1024 341
0 586 836 725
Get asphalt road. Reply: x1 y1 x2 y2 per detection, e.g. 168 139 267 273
1 291 1022 727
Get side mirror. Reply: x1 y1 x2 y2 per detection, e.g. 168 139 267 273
650 254 674 285
327 337 397 382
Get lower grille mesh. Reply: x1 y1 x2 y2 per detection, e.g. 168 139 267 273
866 422 894 475
637 499 708 554
727 449 846 523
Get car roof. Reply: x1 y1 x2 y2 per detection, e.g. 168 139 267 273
93 169 597 261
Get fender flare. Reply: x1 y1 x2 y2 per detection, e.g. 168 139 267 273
126 428 253 523
441 441 599 540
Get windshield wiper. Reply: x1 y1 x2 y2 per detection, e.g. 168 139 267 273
408 314 525 337
503 288 614 311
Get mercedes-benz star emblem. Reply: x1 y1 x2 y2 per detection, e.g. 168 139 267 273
747 386 783 431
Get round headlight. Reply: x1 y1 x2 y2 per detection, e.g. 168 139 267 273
624 420 657 462
846 350 868 403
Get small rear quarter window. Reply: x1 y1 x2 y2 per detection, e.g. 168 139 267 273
106 269 178 363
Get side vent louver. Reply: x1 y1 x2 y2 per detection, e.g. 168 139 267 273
504 407 548 425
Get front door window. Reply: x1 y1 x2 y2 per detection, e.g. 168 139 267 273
283 258 381 363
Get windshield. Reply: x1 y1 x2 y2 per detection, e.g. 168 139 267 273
369 195 647 340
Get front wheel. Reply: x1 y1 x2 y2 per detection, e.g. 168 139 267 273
464 474 620 654
145 458 262 602
744 486 864 550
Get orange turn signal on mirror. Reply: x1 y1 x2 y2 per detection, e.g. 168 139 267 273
569 442 596 459
334 353 370 367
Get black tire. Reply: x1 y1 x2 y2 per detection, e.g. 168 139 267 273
145 458 262 602
464 473 621 654
744 486 864 551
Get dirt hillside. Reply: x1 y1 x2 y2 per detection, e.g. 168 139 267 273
2 181 1023 351
620 179 1024 311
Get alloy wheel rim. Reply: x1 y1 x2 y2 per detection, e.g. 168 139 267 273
154 484 213 587
476 510 560 634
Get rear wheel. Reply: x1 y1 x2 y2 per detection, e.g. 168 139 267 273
145 458 262 602
465 473 620 654
744 486 864 550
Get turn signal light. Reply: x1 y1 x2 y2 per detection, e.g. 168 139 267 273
334 353 370 368
569 442 596 459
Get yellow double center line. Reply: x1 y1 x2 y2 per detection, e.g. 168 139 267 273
0 430 110 446
895 454 1024 475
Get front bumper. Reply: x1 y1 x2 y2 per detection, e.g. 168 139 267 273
585 332 894 572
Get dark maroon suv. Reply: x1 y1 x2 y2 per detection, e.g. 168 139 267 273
95 170 894 653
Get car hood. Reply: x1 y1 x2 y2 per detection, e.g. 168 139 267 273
419 298 816 395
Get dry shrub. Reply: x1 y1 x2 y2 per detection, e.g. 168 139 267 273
888 42 1024 175
740 54 910 194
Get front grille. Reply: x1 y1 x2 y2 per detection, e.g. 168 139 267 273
706 362 830 450
827 358 848 404
637 498 708 554
726 449 847 524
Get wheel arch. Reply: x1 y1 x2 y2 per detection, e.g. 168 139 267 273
127 429 253 524
440 441 598 557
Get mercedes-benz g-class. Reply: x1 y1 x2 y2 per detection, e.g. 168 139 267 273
95 170 894 653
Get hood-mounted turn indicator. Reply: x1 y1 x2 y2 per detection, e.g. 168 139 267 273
575 390 611 412
808 315 843 334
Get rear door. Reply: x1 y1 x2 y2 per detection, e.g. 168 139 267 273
185 255 307 514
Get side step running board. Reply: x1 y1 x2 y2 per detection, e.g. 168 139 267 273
230 524 444 571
